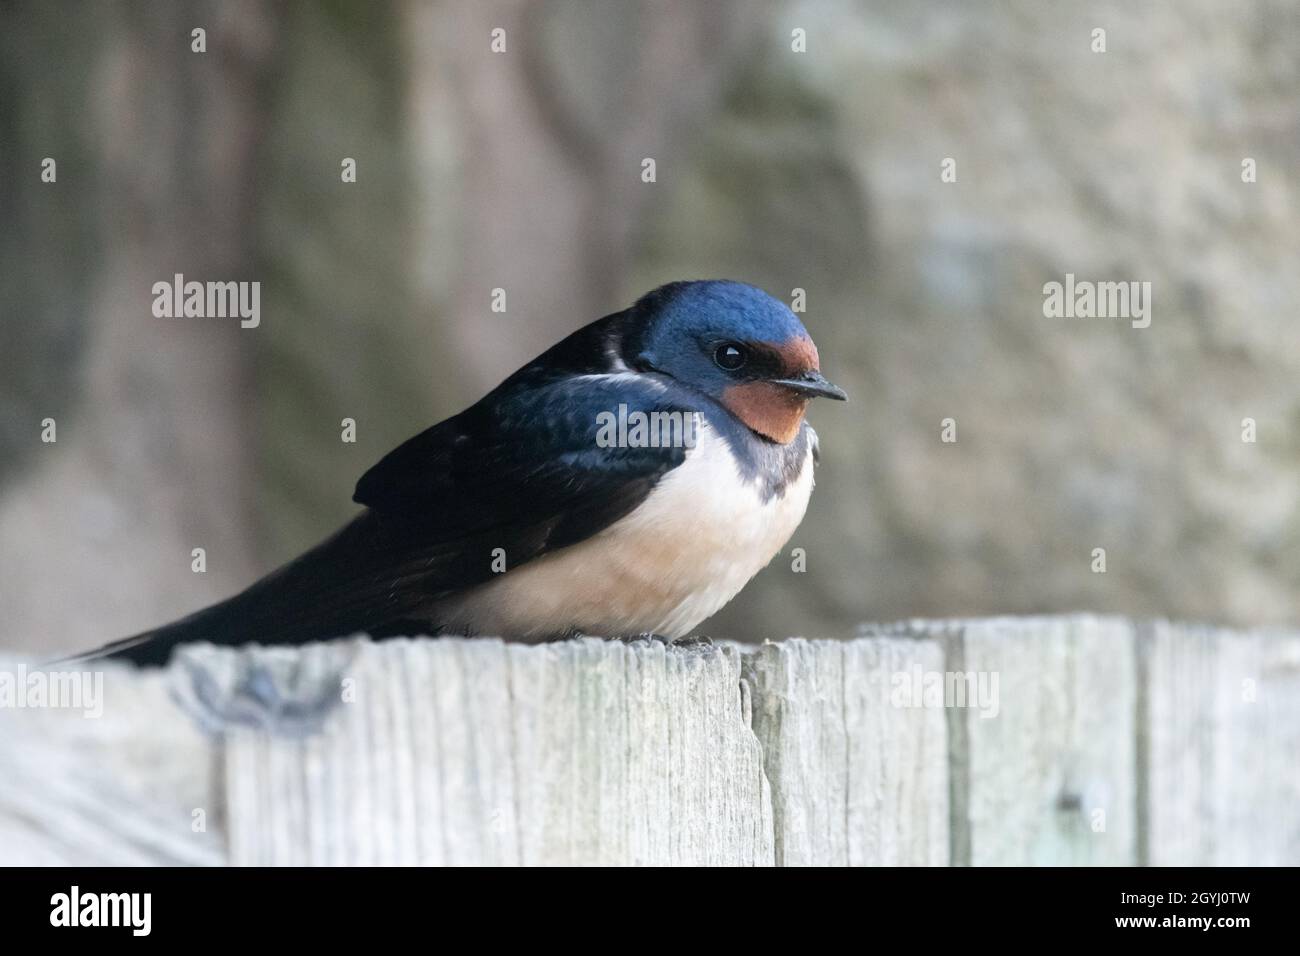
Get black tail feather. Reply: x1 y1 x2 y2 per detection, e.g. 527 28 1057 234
70 512 436 667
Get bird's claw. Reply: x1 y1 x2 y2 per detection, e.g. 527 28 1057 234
615 632 669 644
670 634 713 648
614 632 712 647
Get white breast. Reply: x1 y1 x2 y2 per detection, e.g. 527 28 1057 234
434 420 815 640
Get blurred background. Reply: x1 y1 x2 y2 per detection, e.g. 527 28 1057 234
2 0 1298 658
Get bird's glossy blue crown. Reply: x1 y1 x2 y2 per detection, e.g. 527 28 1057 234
637 280 810 347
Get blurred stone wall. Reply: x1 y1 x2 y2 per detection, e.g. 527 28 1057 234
3 0 1298 654
1 1 279 654
685 0 1300 637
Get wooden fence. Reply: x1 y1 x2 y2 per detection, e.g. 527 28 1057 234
2 615 1297 865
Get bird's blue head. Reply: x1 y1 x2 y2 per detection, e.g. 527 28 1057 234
624 280 846 443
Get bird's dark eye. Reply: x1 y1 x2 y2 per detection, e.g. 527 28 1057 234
714 343 748 371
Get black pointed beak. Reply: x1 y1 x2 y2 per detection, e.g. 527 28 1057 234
772 370 848 401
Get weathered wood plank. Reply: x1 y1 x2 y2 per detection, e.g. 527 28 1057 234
202 637 773 866
962 616 1137 865
0 658 221 866
743 637 949 865
874 616 1138 866
4 619 1298 866
1144 621 1300 865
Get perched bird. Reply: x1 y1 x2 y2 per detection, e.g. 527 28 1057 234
86 280 845 666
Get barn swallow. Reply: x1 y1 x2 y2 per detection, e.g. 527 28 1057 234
86 280 846 666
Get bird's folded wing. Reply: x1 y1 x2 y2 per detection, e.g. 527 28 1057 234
349 374 694 596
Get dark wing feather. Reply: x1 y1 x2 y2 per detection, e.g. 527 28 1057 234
355 373 690 555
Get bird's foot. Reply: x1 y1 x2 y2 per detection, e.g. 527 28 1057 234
613 632 712 647
615 632 671 644
669 634 713 648
544 626 594 643
548 630 711 648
